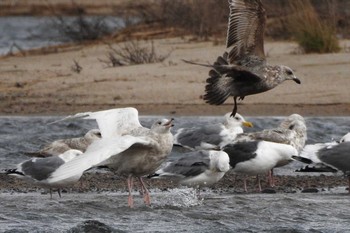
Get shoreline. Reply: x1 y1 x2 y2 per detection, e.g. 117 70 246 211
1 172 348 195
1 103 350 117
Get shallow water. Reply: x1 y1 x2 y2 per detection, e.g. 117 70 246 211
1 190 350 232
1 115 350 232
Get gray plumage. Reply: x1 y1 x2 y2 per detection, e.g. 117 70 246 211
184 0 301 116
5 149 83 198
174 113 253 150
26 129 101 157
151 150 230 188
295 132 350 174
233 114 307 154
294 133 350 192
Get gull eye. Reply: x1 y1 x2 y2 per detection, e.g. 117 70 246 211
289 124 295 130
157 121 162 125
235 117 240 120
286 69 293 75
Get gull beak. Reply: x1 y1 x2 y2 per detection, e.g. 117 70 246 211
293 77 301 84
163 118 174 128
243 121 253 128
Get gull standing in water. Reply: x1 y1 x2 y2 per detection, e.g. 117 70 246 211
5 149 83 198
184 0 301 116
223 114 307 191
149 150 230 194
48 107 174 207
174 112 253 150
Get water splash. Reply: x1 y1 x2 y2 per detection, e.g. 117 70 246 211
151 187 204 208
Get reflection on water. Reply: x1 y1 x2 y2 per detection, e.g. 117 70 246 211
1 115 350 232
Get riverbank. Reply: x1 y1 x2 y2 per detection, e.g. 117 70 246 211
1 38 350 116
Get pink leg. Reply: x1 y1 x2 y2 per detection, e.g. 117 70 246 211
256 175 262 192
268 169 275 187
243 176 248 192
127 175 134 208
138 177 151 205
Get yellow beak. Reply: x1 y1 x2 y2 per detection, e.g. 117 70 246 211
243 121 253 128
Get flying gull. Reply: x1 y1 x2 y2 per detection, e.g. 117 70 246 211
5 149 83 198
174 112 253 150
149 150 230 193
184 0 301 116
223 114 306 190
293 132 350 192
26 129 101 157
48 107 174 208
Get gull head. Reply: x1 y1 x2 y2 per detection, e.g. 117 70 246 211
151 118 174 133
225 112 253 128
277 65 301 84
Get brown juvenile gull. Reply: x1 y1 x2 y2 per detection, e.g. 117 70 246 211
173 112 253 150
149 150 230 194
184 0 301 116
223 114 307 191
25 129 101 157
48 107 174 208
293 132 350 193
5 149 83 198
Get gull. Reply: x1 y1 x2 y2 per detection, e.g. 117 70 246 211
149 150 230 193
223 114 307 191
184 0 301 116
174 112 253 150
222 140 297 192
25 129 101 157
5 149 83 198
48 107 174 207
293 132 350 193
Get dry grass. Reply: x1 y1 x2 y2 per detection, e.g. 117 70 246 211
99 41 172 66
132 0 228 40
286 0 340 53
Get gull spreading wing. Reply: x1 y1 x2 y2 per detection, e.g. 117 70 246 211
49 135 153 183
50 107 142 138
226 0 266 63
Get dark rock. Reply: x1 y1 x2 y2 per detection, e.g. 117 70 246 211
301 188 319 193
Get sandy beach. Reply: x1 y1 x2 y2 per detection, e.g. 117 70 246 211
1 37 350 117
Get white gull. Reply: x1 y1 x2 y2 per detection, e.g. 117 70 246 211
48 107 174 207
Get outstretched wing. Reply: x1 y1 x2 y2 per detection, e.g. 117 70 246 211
49 135 152 183
226 0 266 64
50 107 142 138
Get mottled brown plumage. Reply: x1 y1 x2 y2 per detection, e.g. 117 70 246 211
184 0 301 116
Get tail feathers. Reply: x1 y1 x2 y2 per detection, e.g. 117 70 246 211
23 151 50 158
204 75 232 105
295 165 337 173
292 155 313 164
4 169 25 176
213 52 229 66
147 173 159 179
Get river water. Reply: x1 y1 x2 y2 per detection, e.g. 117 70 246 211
0 16 125 55
0 115 350 232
